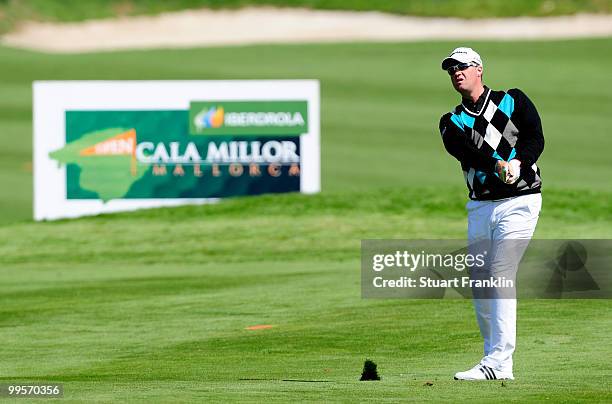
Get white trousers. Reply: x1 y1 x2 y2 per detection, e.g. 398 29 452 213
466 193 542 372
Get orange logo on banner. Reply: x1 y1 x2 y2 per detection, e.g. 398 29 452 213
80 129 136 156
79 129 138 175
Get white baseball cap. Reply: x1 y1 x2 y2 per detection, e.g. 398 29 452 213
441 47 483 70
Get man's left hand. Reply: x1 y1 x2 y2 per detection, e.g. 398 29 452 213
495 159 521 184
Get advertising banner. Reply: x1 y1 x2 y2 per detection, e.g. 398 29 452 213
33 81 320 220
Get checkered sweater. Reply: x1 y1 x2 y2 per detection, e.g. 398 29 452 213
439 88 544 201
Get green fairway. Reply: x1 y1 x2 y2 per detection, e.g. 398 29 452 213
0 38 611 401
0 190 611 401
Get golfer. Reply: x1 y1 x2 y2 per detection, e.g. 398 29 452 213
438 47 544 380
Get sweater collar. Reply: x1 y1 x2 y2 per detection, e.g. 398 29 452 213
462 86 490 115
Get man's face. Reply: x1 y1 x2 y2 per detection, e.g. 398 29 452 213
448 63 483 93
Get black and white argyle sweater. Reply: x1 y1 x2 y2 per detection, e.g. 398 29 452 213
439 87 544 201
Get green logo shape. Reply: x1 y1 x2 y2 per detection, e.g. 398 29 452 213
49 127 147 201
190 100 308 136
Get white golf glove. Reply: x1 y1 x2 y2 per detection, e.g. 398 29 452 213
495 159 521 184
496 159 521 184
507 159 521 184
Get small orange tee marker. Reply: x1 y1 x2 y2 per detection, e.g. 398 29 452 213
245 325 274 330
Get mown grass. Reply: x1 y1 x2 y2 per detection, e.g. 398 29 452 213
0 37 610 402
0 188 610 402
1 187 611 270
